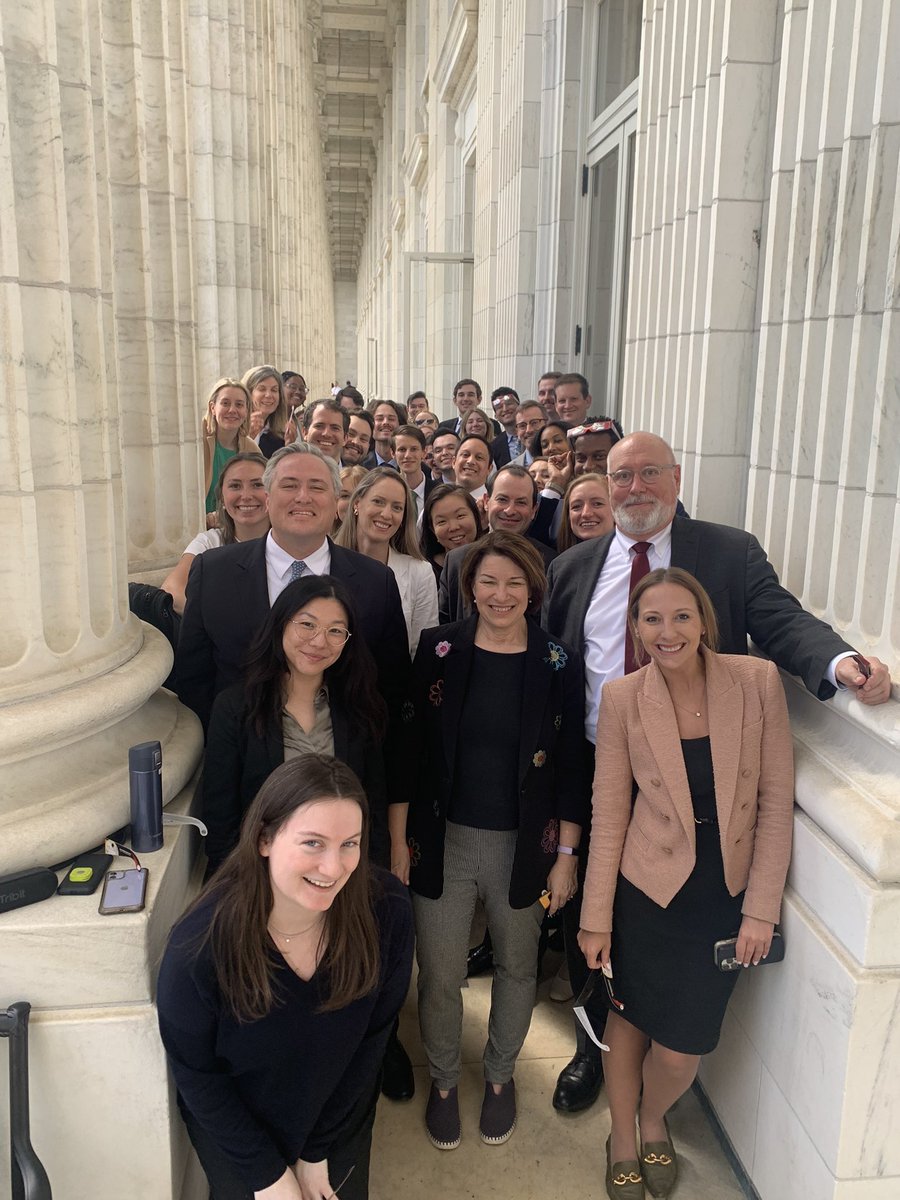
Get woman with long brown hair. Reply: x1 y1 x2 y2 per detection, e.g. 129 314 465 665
157 755 414 1200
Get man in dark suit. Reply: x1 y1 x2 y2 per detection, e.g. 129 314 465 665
178 442 410 731
544 431 892 1114
439 465 556 622
488 387 522 468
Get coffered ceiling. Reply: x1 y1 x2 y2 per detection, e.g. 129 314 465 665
312 0 399 280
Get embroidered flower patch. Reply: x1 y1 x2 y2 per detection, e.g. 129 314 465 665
407 838 421 867
401 700 415 723
429 680 444 706
554 714 562 730
541 818 559 854
545 642 568 670
533 749 547 768
435 641 451 658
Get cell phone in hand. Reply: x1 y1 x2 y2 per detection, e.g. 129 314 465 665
852 653 872 680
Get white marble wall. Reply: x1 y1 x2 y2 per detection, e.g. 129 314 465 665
621 3 900 1198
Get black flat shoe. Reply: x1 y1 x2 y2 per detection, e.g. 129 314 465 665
381 1031 415 1101
466 939 494 977
552 1050 604 1113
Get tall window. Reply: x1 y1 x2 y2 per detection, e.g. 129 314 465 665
576 0 641 415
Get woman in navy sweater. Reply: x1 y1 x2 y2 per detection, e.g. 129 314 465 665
157 755 414 1200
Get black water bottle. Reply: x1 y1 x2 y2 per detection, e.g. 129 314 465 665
129 741 163 852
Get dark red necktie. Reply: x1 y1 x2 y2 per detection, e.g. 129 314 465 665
623 541 652 674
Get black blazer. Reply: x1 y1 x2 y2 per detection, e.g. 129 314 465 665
202 684 389 873
490 432 513 468
438 535 557 624
544 515 853 700
177 536 410 731
407 618 589 908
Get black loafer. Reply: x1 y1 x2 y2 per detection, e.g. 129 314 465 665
381 1031 415 1101
552 1051 604 1113
466 939 494 977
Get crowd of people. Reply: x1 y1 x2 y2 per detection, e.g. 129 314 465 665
153 366 892 1200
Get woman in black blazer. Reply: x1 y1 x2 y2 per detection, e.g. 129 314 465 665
201 576 388 875
402 532 588 1151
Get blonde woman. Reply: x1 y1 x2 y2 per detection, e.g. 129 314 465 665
243 364 290 458
335 467 437 657
203 378 258 524
556 473 614 552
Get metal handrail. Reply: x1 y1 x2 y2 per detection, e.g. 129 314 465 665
0 1002 52 1200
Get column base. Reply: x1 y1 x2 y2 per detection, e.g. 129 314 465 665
0 624 203 875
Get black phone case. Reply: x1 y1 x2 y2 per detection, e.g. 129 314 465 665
714 930 785 971
57 853 114 896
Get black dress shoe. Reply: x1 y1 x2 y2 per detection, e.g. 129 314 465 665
381 1031 415 1101
466 939 494 977
552 1051 604 1113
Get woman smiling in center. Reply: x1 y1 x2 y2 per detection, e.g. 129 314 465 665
335 467 437 656
403 531 587 1151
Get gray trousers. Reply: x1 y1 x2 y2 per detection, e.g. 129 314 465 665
412 821 544 1089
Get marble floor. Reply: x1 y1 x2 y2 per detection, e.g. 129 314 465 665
371 952 747 1200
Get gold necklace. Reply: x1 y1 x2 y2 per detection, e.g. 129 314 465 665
671 694 706 719
268 917 324 945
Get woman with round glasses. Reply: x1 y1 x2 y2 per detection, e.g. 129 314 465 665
201 576 388 877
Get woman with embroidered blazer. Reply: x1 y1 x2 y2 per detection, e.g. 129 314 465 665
579 569 794 1200
201 576 389 876
401 532 588 1151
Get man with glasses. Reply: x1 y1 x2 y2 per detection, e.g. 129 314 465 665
543 431 892 1116
489 386 522 468
510 402 548 467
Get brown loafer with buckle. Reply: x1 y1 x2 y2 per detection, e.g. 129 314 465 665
641 1118 677 1198
605 1135 645 1200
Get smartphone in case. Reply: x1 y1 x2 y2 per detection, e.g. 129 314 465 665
98 868 148 914
57 852 113 896
714 931 784 971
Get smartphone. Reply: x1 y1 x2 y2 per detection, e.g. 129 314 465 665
57 853 113 896
714 931 784 971
98 869 148 915
852 653 872 680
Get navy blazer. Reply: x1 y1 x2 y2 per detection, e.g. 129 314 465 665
544 515 853 700
201 684 389 873
407 617 589 908
177 536 410 731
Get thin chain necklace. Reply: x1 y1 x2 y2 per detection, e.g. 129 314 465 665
268 917 324 945
673 697 705 719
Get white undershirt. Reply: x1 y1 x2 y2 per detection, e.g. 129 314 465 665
265 532 332 604
583 524 672 741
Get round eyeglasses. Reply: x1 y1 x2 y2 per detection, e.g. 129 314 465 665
289 618 352 645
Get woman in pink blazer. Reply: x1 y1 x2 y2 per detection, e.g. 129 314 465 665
579 568 794 1200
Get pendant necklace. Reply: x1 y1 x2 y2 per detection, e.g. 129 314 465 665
269 918 323 945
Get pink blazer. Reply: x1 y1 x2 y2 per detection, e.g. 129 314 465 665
581 649 794 932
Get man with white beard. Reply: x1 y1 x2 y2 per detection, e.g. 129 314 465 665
542 430 892 1116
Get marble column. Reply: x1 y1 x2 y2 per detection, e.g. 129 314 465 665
624 4 900 1198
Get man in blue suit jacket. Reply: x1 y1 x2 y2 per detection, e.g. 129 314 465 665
177 443 410 732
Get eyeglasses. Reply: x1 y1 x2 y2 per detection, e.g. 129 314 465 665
415 416 437 426
289 618 352 645
607 464 677 488
492 394 518 409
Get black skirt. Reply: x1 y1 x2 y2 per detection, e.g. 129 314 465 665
608 737 744 1055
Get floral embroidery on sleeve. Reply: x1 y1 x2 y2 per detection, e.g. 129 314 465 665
429 680 444 707
541 818 559 854
407 838 421 867
545 642 568 671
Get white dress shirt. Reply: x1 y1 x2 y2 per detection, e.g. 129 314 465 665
583 524 673 741
265 532 332 604
582 520 850 738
